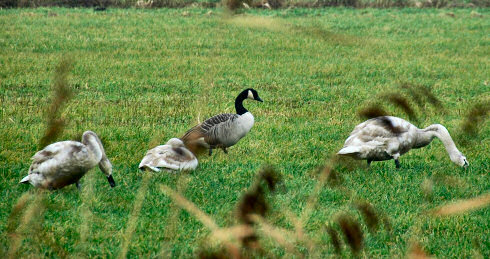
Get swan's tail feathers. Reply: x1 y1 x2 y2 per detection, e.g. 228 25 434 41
20 175 30 184
337 146 361 155
139 165 161 172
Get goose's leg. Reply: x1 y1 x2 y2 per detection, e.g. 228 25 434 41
367 159 372 167
76 181 81 190
209 148 213 156
221 147 228 154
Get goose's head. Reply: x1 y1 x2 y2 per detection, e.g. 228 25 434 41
450 153 469 168
244 88 263 102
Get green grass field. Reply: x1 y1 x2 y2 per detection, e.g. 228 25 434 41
0 7 489 258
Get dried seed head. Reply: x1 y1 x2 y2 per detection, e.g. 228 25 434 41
461 102 489 136
258 167 281 192
327 168 342 186
237 187 267 225
385 93 417 121
400 83 424 108
421 179 434 200
355 201 380 232
417 85 442 109
326 225 342 255
382 215 392 233
358 104 388 120
198 248 232 259
375 116 405 134
338 214 363 254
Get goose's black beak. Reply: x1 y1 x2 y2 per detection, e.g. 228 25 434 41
463 161 469 169
107 175 116 188
256 96 263 102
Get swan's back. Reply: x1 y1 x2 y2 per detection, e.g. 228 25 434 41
28 141 95 189
139 140 198 172
339 116 417 160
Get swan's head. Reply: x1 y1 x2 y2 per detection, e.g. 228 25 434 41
99 158 115 187
245 88 263 102
450 153 469 168
166 138 185 147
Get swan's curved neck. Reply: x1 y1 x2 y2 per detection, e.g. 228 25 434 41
82 131 112 177
235 90 249 115
82 132 104 162
415 124 461 157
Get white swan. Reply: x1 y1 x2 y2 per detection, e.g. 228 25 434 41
138 138 198 172
20 131 115 189
181 88 263 155
337 116 468 168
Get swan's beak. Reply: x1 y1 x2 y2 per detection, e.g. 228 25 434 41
20 175 30 184
107 175 116 187
463 161 469 169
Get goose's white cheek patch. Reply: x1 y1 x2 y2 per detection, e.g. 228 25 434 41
247 90 254 99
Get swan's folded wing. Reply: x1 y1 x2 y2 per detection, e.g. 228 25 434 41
139 146 181 171
30 141 87 176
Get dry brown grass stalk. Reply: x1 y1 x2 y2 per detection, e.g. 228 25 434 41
158 177 189 257
77 169 96 255
211 225 255 244
299 164 333 228
7 191 47 259
160 185 244 258
39 57 74 149
160 184 219 231
249 214 303 257
407 242 433 259
119 172 151 259
428 193 490 217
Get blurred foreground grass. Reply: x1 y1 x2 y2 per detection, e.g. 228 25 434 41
0 7 489 258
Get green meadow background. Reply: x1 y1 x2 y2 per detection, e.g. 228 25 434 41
0 7 489 258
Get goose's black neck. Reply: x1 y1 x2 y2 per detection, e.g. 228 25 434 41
235 91 249 115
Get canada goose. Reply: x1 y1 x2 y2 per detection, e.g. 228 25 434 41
337 116 468 168
20 131 115 190
181 88 263 155
138 138 198 172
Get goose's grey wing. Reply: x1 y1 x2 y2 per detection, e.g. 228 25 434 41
182 113 239 146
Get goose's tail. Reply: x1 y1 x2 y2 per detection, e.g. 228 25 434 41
181 128 208 156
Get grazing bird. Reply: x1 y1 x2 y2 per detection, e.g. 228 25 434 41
181 88 263 155
337 116 468 168
138 138 198 172
20 131 115 190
